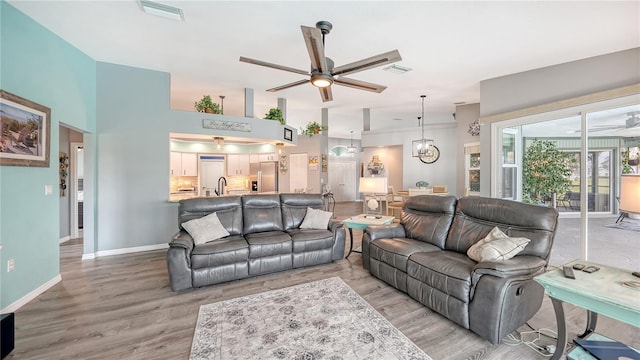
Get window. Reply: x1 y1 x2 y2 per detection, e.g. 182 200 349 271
464 143 480 194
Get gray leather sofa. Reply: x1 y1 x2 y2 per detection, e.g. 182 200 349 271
362 195 558 344
167 194 346 291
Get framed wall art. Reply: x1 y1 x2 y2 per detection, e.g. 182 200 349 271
0 90 51 167
284 127 293 141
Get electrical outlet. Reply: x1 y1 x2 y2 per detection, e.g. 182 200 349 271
7 258 15 272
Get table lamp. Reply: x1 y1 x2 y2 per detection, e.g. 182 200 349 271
620 175 640 219
359 176 388 215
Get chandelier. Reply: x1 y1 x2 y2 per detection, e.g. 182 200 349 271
347 130 357 155
412 95 434 157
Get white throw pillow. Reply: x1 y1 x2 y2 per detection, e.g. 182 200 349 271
467 226 530 262
300 207 333 230
182 212 230 245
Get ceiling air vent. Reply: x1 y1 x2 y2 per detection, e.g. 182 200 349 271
139 0 184 21
383 64 412 74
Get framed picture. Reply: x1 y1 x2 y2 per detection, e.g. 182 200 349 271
284 128 293 141
0 90 51 167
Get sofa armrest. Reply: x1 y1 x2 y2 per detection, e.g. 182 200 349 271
361 224 407 270
328 219 346 260
473 256 547 278
167 231 194 291
328 218 343 232
469 255 546 300
364 224 407 241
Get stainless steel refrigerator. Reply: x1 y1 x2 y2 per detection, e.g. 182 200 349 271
250 161 279 193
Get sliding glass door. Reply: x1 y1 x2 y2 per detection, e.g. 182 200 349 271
491 97 639 270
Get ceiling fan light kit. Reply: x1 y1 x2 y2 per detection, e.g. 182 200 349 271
240 21 402 102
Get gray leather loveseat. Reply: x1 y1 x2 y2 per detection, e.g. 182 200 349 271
362 195 558 344
167 194 345 291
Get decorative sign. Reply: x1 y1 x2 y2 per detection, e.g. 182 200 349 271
202 119 251 132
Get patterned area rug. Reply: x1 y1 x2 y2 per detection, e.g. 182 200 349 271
190 277 431 360
604 219 640 232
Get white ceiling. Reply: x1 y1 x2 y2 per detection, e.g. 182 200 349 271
9 1 640 138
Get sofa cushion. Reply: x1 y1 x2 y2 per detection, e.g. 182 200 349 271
242 195 284 234
467 226 530 262
370 238 442 273
280 194 325 230
191 235 248 269
300 207 332 230
401 195 457 248
446 197 557 258
244 231 292 258
407 251 476 303
182 212 230 245
179 196 243 235
287 229 334 252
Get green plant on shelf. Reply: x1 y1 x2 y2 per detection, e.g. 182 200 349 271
264 108 285 125
194 95 221 114
300 121 328 137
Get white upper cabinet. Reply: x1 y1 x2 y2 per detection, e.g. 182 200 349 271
227 154 250 176
170 152 198 176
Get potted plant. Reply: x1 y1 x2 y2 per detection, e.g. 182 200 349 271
194 95 221 114
522 139 576 207
301 121 328 137
264 108 285 125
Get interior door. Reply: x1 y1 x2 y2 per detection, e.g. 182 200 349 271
200 161 225 196
329 160 356 202
289 153 308 192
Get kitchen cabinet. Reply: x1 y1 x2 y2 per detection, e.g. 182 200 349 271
227 154 250 175
170 152 198 176
250 153 277 163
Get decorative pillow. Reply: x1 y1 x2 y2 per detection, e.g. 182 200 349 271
300 207 333 230
467 226 530 262
182 212 230 245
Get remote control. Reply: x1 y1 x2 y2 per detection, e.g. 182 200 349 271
583 266 599 273
632 271 640 278
573 264 585 270
563 265 576 279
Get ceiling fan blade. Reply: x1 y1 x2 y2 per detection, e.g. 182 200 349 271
266 79 310 92
334 77 387 93
332 50 402 77
320 87 333 102
239 56 309 76
301 26 329 73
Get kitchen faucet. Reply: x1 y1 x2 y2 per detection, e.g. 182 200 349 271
215 176 227 196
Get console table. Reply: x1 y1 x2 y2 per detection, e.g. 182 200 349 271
343 214 394 258
534 260 640 360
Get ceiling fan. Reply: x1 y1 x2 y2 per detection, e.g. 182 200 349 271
239 21 402 102
588 111 640 133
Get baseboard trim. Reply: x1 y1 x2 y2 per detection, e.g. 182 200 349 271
59 236 71 244
82 243 168 260
1 274 61 313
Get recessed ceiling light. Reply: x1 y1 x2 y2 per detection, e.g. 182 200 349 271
392 118 403 121
383 64 412 74
139 0 184 21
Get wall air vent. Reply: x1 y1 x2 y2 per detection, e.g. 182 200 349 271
139 0 184 21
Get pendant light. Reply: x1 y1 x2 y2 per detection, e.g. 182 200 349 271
213 137 224 150
347 130 357 155
412 95 434 157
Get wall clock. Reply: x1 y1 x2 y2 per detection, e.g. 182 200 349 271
419 146 440 164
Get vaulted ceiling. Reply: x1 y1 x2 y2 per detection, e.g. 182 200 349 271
9 1 640 138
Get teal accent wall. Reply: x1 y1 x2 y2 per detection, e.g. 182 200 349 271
0 1 95 309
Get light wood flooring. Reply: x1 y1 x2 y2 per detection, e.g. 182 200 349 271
6 202 640 359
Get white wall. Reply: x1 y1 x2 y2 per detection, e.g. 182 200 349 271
361 117 458 196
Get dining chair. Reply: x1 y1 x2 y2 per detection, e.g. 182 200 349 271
386 186 405 219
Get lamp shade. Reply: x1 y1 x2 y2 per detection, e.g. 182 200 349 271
620 174 640 214
359 177 388 194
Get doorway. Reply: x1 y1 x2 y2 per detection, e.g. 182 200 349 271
328 160 357 202
70 142 84 239
199 157 226 196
